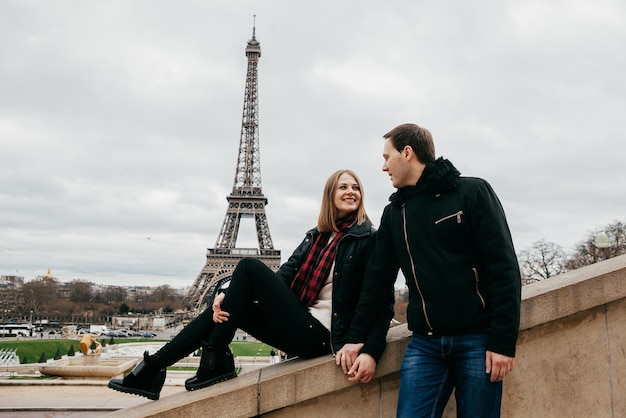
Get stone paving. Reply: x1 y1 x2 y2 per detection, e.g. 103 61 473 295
0 343 191 418
0 334 271 417
0 381 187 417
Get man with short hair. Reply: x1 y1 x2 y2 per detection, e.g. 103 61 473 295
350 123 521 417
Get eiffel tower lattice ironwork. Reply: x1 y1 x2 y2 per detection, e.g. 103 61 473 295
184 25 281 311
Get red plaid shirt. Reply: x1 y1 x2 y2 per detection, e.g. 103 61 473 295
290 214 356 306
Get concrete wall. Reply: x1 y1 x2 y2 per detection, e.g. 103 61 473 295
104 254 626 418
503 254 626 418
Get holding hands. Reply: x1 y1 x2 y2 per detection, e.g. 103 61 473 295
335 343 376 383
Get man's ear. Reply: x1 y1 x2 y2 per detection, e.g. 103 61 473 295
402 145 413 160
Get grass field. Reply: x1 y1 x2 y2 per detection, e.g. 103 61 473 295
0 338 274 364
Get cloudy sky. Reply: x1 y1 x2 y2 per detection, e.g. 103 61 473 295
1 0 624 289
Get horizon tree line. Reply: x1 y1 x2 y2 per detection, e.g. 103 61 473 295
518 220 625 284
3 219 624 324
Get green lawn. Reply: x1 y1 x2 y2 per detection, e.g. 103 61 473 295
0 338 274 364
229 341 273 357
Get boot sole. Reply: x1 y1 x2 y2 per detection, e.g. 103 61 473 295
108 380 160 401
185 371 237 391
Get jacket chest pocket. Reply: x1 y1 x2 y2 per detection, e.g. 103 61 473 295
433 210 470 250
435 210 463 225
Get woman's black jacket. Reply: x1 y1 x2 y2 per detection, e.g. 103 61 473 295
275 219 394 362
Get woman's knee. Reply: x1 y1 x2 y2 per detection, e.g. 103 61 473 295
231 258 269 287
235 257 265 273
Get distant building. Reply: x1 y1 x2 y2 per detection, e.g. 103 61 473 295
0 275 24 288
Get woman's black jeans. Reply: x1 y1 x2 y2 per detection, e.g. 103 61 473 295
155 258 331 365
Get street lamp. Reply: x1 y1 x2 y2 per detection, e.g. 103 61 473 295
594 233 611 261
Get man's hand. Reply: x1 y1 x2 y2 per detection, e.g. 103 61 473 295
335 343 363 374
486 350 514 382
335 344 377 383
212 292 230 323
346 353 376 383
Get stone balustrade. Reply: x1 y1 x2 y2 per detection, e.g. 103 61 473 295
104 254 626 417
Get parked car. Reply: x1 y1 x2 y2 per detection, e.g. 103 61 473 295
105 330 127 338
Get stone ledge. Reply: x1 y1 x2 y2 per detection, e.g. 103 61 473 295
521 254 626 330
104 255 626 417
103 325 411 417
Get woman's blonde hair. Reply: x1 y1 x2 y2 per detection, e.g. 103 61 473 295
317 169 369 233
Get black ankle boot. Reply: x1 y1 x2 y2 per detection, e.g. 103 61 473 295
108 351 166 400
185 345 237 391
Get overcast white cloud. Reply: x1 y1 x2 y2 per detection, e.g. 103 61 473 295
1 0 624 288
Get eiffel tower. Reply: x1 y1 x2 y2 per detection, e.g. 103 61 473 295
184 23 281 311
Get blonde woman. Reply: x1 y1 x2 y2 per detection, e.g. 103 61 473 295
109 170 394 400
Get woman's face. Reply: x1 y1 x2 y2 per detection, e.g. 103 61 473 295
334 172 361 218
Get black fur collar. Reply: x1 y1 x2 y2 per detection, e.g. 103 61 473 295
389 158 461 205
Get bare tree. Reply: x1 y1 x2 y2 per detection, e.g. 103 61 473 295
66 280 94 303
604 221 626 258
567 221 626 269
149 285 177 303
518 239 568 283
566 235 601 269
99 286 128 303
20 277 60 316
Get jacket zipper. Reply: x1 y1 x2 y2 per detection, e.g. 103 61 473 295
329 231 368 356
435 210 463 225
472 267 486 309
329 233 346 356
403 204 434 335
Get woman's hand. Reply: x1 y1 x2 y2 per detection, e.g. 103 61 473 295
335 343 364 375
212 292 230 323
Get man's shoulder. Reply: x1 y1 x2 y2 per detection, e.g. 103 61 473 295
458 176 490 187
457 176 496 194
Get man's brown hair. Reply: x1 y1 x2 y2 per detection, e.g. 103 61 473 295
383 123 436 164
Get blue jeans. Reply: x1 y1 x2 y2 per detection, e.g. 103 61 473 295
397 333 502 418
